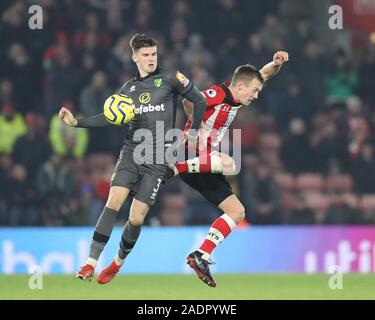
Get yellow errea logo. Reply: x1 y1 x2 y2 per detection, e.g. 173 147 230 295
139 92 151 104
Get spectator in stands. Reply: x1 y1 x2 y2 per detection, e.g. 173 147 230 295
280 118 315 173
0 103 26 155
244 164 281 225
286 193 316 225
36 154 75 225
171 0 195 33
12 113 51 180
43 44 80 117
324 193 361 225
49 102 89 158
214 0 243 41
243 32 271 71
79 71 112 116
358 50 375 109
182 33 215 71
345 96 370 160
72 12 112 51
325 49 359 104
75 31 107 71
0 79 19 111
8 164 39 225
169 19 188 61
277 81 309 131
259 14 286 52
351 144 375 194
4 42 37 112
312 122 349 174
293 39 326 112
0 155 12 225
106 35 134 88
215 34 243 82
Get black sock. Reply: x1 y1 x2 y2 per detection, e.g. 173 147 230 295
89 207 118 261
118 220 142 260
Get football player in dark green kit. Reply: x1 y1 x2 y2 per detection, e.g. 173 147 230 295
59 34 206 284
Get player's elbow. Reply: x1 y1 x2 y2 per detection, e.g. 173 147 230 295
195 93 207 107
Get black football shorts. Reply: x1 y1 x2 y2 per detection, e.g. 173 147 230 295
179 173 234 206
111 147 168 207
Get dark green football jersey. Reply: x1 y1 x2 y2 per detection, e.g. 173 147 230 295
119 67 193 163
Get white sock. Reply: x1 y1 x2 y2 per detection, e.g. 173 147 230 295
114 254 124 266
197 249 210 261
86 258 97 268
172 165 179 176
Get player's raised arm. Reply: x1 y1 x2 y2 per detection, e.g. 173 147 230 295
259 51 289 81
58 106 110 128
165 70 206 135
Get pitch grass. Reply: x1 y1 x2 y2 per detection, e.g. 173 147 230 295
1 274 375 300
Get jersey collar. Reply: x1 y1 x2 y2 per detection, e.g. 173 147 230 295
135 66 161 81
220 82 241 106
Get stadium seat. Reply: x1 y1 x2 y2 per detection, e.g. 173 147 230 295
160 195 186 226
304 193 330 211
281 192 295 210
360 195 375 211
88 154 115 172
325 174 353 192
275 173 295 192
296 174 324 192
342 193 360 209
258 133 282 151
325 192 359 208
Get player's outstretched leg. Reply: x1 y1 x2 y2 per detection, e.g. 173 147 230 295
187 251 217 287
96 220 142 284
172 152 236 176
76 264 95 281
76 186 129 281
76 206 119 281
187 195 245 287
97 199 147 284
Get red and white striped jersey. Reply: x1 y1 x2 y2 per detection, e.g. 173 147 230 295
184 82 242 148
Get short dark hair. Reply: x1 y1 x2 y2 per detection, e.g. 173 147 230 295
130 34 157 52
231 64 264 85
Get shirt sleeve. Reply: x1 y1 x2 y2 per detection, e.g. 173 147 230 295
76 113 110 128
201 86 225 107
165 70 194 95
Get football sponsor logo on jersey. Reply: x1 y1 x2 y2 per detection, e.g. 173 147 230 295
134 104 165 115
206 89 217 98
154 78 163 88
176 70 190 87
139 92 151 104
130 85 136 92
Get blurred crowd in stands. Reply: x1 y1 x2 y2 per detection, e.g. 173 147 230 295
1 0 375 226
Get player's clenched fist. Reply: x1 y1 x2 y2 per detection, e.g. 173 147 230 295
273 51 289 66
58 106 78 127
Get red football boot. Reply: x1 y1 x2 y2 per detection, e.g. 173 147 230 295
76 264 95 281
97 260 122 285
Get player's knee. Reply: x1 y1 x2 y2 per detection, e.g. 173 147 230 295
106 194 123 211
129 213 145 226
227 204 245 224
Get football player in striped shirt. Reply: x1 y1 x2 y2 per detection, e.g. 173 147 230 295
172 51 289 287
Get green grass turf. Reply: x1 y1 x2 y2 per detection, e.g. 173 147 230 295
0 274 374 300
